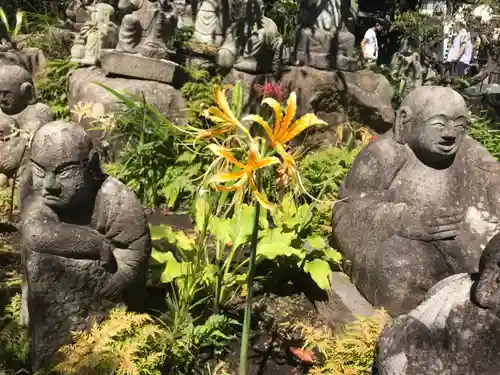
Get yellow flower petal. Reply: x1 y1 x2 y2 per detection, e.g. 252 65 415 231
275 143 297 173
282 114 327 143
242 115 275 144
253 156 280 170
249 177 275 210
261 97 283 135
208 170 245 184
197 125 233 139
211 175 248 192
207 144 245 168
277 92 297 140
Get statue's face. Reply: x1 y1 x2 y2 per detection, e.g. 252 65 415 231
30 151 91 210
0 84 24 115
411 105 468 158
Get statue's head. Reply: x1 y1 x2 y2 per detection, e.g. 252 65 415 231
393 86 469 165
90 3 116 23
474 233 500 314
29 121 105 211
0 65 36 116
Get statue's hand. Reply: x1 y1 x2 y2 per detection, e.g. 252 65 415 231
399 206 464 241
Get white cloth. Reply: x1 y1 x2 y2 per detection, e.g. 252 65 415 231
363 28 378 60
446 28 473 64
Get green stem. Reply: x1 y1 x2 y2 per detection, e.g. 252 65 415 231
239 174 261 375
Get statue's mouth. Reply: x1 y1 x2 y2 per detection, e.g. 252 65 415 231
437 140 456 152
43 195 62 205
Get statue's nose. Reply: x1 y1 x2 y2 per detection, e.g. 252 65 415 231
442 126 458 139
43 173 61 195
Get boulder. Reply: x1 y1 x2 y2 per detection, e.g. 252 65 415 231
67 66 186 140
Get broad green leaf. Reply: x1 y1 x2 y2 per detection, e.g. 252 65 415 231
150 247 173 264
149 224 171 241
195 194 211 234
209 216 232 245
257 243 303 260
324 249 342 263
303 259 332 290
160 256 191 283
305 235 326 249
230 204 256 250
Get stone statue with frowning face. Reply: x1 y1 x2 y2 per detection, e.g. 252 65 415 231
20 120 151 371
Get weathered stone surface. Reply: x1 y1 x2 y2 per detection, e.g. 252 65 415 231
316 272 375 331
100 49 185 84
332 86 500 317
67 66 186 139
374 232 500 375
20 120 152 371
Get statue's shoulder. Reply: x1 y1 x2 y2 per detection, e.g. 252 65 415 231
352 134 408 168
97 176 144 212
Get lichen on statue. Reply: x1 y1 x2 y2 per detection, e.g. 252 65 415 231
216 0 284 73
116 0 177 59
20 121 152 371
375 231 500 375
332 86 500 316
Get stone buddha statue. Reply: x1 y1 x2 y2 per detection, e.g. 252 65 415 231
71 3 119 65
116 0 178 59
333 86 500 317
216 0 284 73
190 0 231 48
293 0 355 70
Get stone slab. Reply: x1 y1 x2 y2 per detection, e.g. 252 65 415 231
100 49 185 84
316 271 376 332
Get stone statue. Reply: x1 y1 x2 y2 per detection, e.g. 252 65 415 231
216 0 284 73
20 120 152 371
190 0 231 48
0 65 53 183
375 231 500 375
293 0 355 70
332 86 500 316
64 0 117 31
116 0 178 59
71 3 119 66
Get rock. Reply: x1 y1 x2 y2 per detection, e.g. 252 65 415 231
316 272 375 332
100 50 186 84
67 66 186 139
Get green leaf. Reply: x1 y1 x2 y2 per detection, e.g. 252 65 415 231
305 235 326 249
303 259 332 290
324 249 342 263
257 228 301 260
149 224 171 241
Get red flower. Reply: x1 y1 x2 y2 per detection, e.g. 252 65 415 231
253 82 286 102
370 135 376 142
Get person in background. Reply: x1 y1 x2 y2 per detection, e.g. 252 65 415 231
361 22 384 64
446 20 473 76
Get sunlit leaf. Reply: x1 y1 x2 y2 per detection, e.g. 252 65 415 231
303 259 332 290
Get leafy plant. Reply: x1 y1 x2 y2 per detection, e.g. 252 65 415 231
468 113 500 160
35 58 77 119
265 0 300 45
0 294 30 372
0 8 25 50
295 309 389 375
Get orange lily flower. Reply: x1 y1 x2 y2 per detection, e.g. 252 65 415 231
207 143 280 210
198 85 250 139
242 92 326 174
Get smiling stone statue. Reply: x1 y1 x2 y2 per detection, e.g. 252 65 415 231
20 120 152 371
333 86 500 316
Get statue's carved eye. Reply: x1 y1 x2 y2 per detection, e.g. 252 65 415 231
32 164 45 178
455 124 466 131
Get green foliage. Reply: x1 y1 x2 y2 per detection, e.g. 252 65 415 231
301 309 389 375
391 11 441 49
0 294 29 372
180 65 223 128
35 59 77 119
0 8 25 39
265 0 300 45
54 306 237 375
468 113 500 161
299 147 361 201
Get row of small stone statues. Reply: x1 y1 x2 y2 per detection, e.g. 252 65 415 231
333 85 500 374
0 63 151 371
69 0 356 74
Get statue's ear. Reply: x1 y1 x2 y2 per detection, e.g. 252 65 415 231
20 81 36 105
88 149 106 180
393 105 412 144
